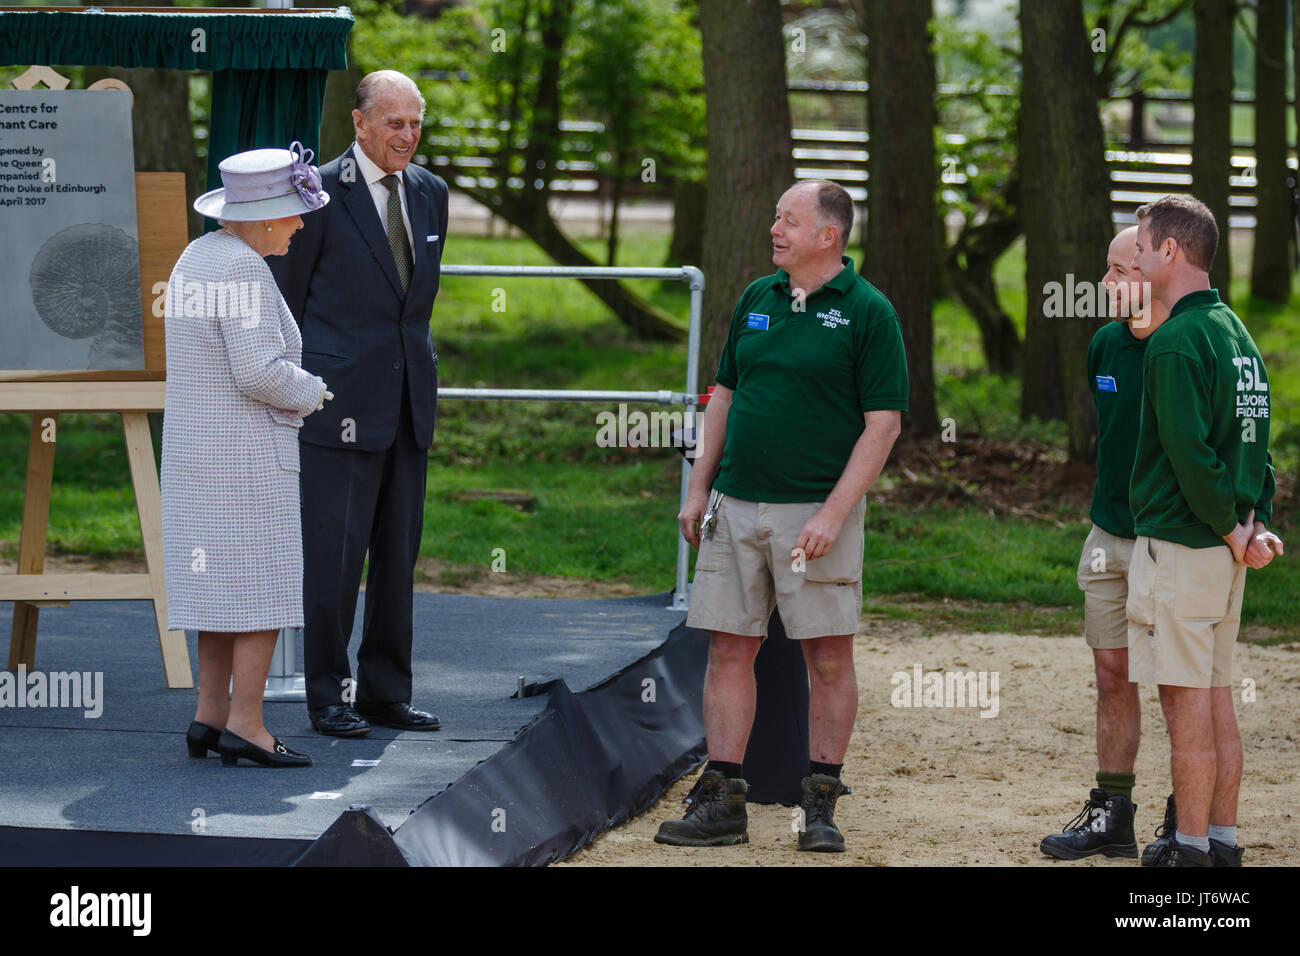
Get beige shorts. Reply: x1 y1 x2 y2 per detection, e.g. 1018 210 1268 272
1125 535 1246 687
1076 524 1135 650
685 495 865 640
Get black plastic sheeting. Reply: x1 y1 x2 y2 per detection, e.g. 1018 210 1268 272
0 825 311 866
386 619 709 866
292 806 409 866
301 613 811 866
743 611 810 806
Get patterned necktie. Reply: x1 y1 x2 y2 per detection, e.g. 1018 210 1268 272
380 173 412 294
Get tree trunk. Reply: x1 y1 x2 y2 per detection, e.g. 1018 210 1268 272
607 150 624 266
1193 0 1234 303
1019 0 1113 462
945 178 1022 375
698 0 794 382
665 179 707 267
1251 0 1291 303
864 0 939 436
453 0 683 340
1294 0 1300 282
1128 88 1147 148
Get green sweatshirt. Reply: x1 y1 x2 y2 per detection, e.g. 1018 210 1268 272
1130 289 1276 549
1087 320 1147 539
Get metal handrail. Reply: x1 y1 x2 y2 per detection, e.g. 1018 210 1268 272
436 263 704 611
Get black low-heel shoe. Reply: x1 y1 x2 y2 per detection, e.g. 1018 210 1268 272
217 729 312 768
186 721 223 758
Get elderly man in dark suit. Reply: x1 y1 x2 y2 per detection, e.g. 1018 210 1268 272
270 70 448 737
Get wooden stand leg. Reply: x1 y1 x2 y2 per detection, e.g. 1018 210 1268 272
122 411 193 688
8 413 57 670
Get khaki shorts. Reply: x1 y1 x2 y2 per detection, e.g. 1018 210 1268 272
1125 535 1246 688
686 495 865 640
1076 524 1135 650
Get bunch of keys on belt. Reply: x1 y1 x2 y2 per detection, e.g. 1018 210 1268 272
700 489 724 541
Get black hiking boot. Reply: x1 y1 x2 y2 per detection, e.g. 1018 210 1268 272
797 773 846 853
1039 788 1138 860
1210 839 1245 867
1153 842 1213 867
1141 793 1177 867
654 770 748 847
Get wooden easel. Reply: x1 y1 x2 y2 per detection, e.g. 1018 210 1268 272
1 95 193 686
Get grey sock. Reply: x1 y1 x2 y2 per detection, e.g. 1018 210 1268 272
1176 830 1211 852
1208 824 1237 846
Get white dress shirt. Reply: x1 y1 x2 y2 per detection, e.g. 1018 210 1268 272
352 140 414 250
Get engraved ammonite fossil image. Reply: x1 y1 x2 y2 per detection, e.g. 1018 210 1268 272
28 223 142 369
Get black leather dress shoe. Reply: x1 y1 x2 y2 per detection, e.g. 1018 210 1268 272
355 700 441 731
186 720 222 758
309 704 372 737
217 730 312 768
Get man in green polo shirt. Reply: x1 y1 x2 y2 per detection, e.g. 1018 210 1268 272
1128 194 1283 867
654 179 907 852
1041 225 1163 861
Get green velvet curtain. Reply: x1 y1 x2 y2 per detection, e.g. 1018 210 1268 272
205 66 333 231
0 8 353 228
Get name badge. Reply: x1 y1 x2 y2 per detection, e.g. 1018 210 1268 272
1096 375 1117 393
746 313 770 330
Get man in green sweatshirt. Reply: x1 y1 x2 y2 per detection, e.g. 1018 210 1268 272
1041 225 1160 861
1128 194 1283 867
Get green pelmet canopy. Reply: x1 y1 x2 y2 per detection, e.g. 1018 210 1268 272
0 7 354 223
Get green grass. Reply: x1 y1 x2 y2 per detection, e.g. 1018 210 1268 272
2 230 1297 638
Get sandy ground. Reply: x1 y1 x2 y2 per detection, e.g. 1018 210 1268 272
10 552 1295 867
560 618 1300 867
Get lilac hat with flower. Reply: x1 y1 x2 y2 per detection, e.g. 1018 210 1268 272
193 141 329 221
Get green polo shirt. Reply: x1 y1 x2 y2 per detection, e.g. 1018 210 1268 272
1086 320 1147 538
1130 289 1276 548
712 256 909 502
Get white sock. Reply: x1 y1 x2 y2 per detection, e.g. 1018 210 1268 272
1208 824 1237 846
1175 830 1210 852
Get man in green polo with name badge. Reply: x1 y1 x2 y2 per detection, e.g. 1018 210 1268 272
1128 194 1283 867
1042 224 1164 861
654 179 907 853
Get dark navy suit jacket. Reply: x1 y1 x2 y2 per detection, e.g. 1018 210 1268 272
269 145 449 451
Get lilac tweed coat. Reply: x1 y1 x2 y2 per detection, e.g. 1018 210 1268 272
161 231 325 631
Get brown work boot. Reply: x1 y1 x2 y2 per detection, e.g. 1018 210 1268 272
654 770 749 847
798 773 846 852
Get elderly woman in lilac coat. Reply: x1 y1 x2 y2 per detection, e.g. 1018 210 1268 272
162 144 331 768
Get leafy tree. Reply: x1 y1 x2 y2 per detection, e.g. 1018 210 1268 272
934 14 1023 375
567 0 704 267
933 0 1190 394
347 0 700 340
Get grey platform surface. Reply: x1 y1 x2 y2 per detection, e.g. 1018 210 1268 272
0 592 684 841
